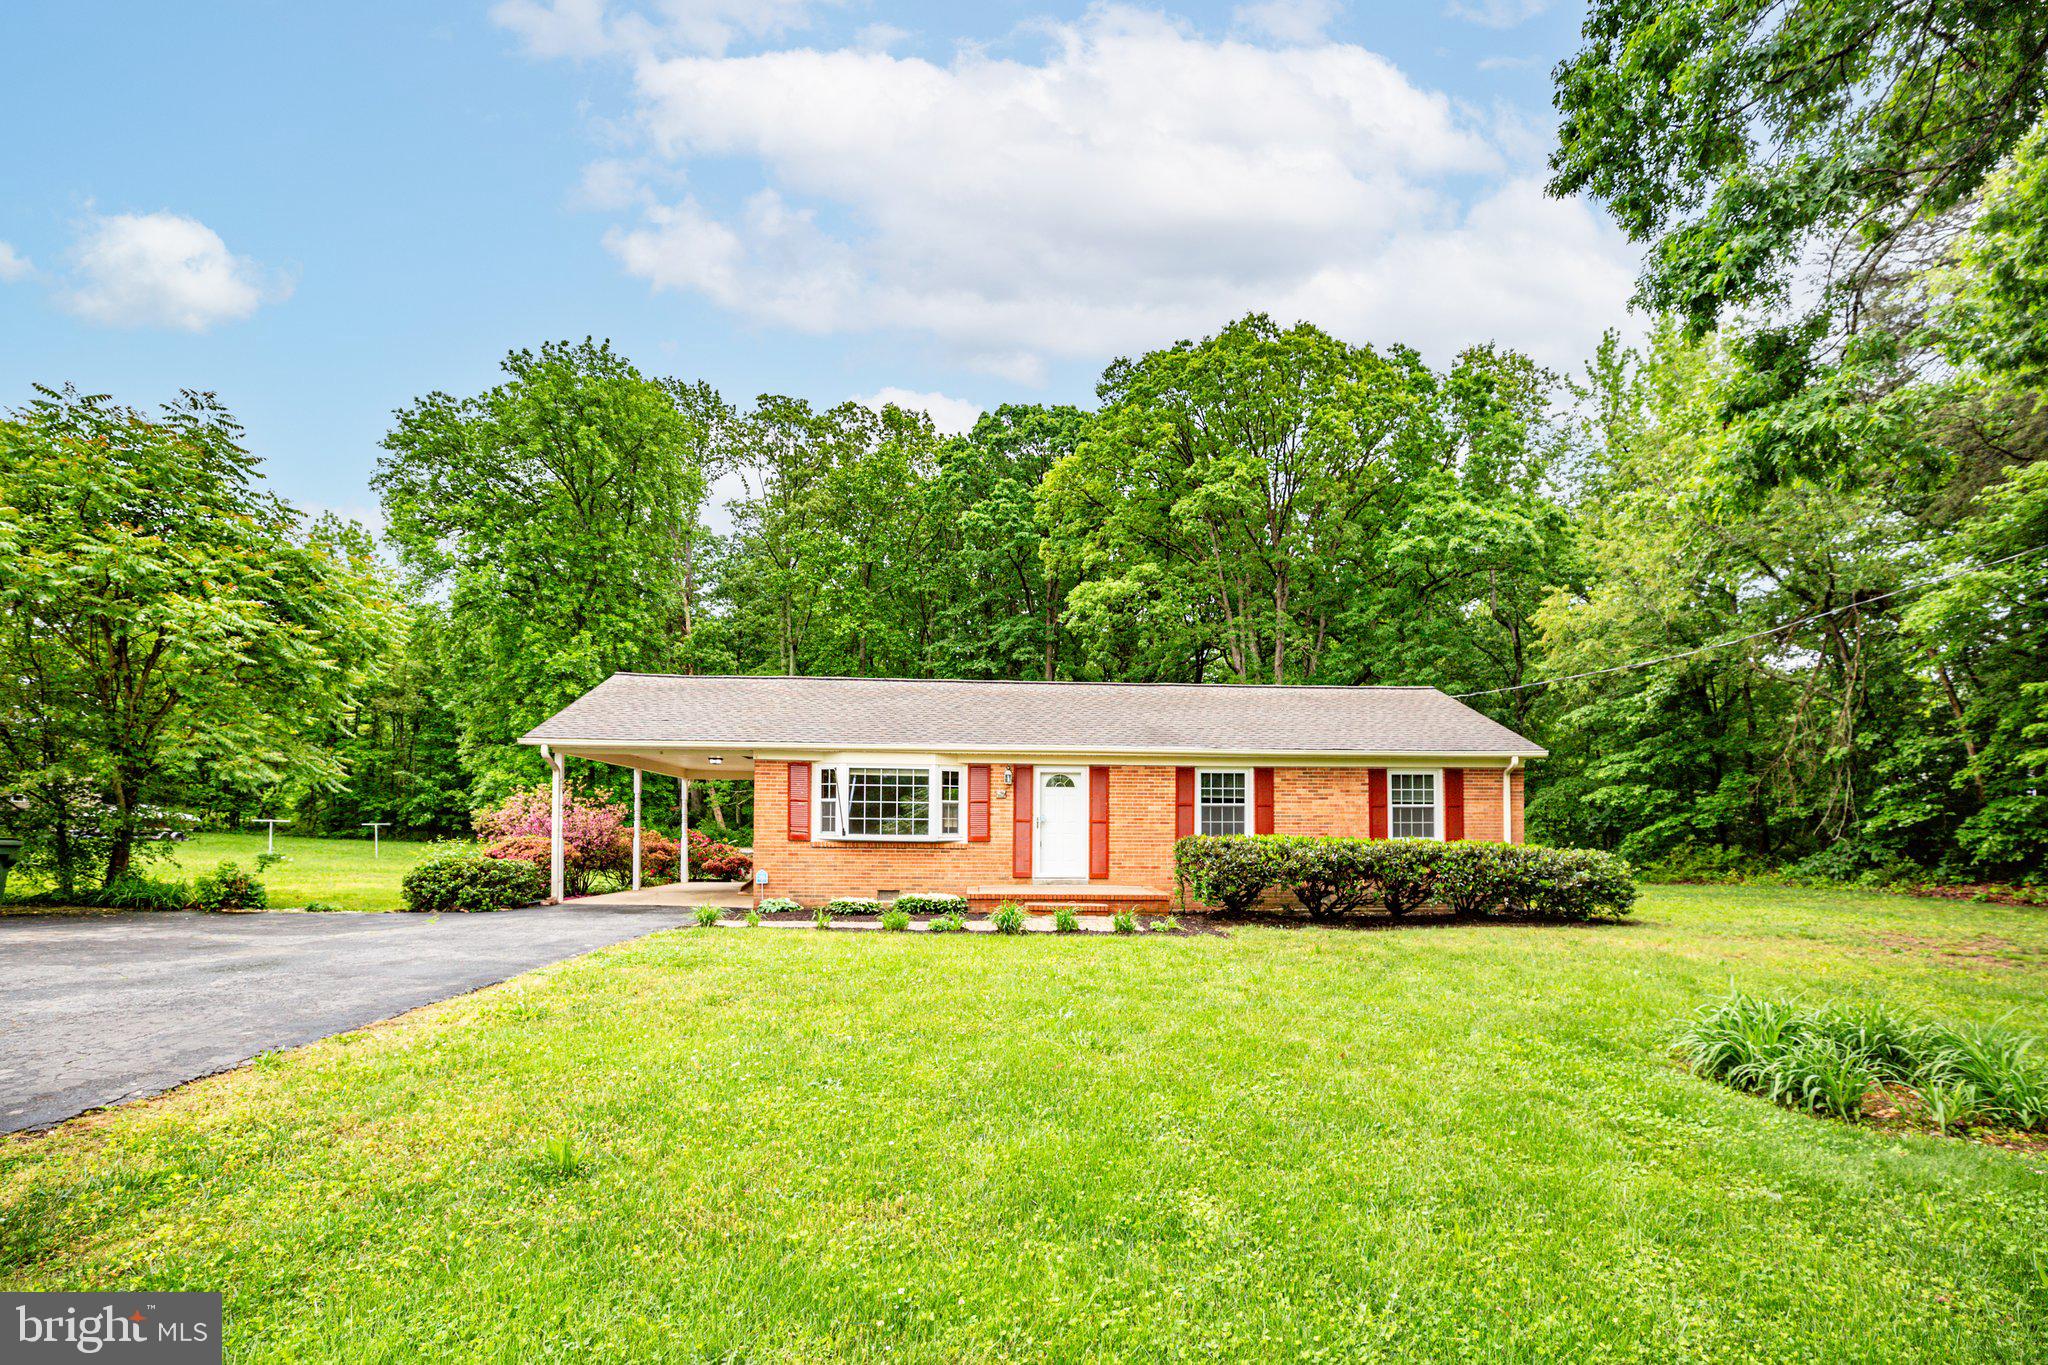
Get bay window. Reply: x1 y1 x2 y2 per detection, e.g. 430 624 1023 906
814 760 964 840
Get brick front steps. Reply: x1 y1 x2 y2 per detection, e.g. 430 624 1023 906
966 883 1174 916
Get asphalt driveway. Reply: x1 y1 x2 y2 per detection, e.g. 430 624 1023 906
0 905 697 1134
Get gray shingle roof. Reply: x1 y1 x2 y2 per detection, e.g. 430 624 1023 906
523 674 1545 758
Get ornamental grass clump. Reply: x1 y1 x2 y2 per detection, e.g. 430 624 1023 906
881 908 911 932
694 905 723 928
989 901 1025 935
1675 990 2048 1135
1052 906 1081 933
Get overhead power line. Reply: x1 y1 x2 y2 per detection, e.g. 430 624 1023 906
1452 542 2048 701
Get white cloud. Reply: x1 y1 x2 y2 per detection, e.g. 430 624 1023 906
562 5 1634 375
0 241 32 282
1444 0 1550 28
859 387 984 435
1232 0 1340 45
1477 53 1545 71
62 212 290 331
492 0 827 58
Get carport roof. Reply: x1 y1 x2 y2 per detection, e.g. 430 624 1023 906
522 673 1546 759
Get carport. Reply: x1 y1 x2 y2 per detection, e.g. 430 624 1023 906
532 739 753 904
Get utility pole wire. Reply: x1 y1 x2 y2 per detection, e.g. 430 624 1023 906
1452 542 2048 701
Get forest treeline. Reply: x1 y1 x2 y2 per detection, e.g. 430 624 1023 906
4 0 2043 890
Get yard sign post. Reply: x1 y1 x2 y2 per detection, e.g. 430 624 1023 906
361 822 388 858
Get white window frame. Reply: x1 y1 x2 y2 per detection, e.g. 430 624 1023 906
813 758 966 843
1387 767 1444 841
1195 767 1253 838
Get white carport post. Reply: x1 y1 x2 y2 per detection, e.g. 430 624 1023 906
631 769 643 892
546 745 565 904
678 776 690 876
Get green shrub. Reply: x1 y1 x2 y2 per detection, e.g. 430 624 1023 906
1174 836 1286 912
304 900 342 913
893 893 968 916
881 908 911 932
1157 915 1180 933
1174 836 1637 921
401 851 543 913
1052 906 1081 933
695 905 723 928
927 913 965 934
826 897 884 917
989 901 1025 935
1676 991 2048 1133
1111 910 1137 934
758 897 801 915
98 871 190 912
745 909 762 927
192 859 267 912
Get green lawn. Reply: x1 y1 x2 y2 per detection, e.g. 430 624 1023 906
5 886 2047 1361
152 832 448 912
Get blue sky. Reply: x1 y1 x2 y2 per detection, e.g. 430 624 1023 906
0 1 1631 525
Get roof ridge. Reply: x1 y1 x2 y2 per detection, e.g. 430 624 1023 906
609 672 1441 692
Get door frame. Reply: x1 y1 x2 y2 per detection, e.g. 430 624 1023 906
1033 766 1090 880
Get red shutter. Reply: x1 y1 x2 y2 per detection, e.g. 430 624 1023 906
1368 767 1388 839
967 764 991 841
1253 767 1275 835
1175 766 1196 839
1089 766 1110 879
1012 764 1034 878
787 761 811 842
1444 769 1465 842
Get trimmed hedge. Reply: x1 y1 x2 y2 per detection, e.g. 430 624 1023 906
1174 836 1637 922
402 850 545 913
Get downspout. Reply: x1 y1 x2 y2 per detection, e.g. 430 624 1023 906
1503 756 1519 844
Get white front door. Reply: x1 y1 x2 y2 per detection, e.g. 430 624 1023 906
1035 768 1088 879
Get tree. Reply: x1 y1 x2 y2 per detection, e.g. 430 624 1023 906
0 387 396 891
375 340 709 800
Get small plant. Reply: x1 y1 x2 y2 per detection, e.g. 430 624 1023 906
745 908 762 927
537 1134 587 1179
894 893 969 916
1157 915 1180 933
758 898 801 915
1053 906 1081 933
881 908 911 931
695 904 723 928
254 850 287 874
192 859 267 912
1111 910 1137 934
813 905 834 928
927 913 965 934
989 901 1025 935
826 896 885 917
303 900 342 913
1919 1079 1986 1135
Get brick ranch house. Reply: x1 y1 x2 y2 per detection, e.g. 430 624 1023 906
522 674 1544 913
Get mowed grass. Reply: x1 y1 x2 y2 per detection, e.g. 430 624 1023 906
157 832 449 912
4 887 2047 1362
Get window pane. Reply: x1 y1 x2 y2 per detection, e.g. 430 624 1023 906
1389 772 1436 839
1198 770 1247 836
941 769 961 835
847 767 930 837
819 767 839 835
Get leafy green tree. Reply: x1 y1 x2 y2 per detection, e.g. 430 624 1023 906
375 340 709 799
0 387 396 891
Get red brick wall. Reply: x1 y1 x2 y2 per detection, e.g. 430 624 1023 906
752 759 1525 905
